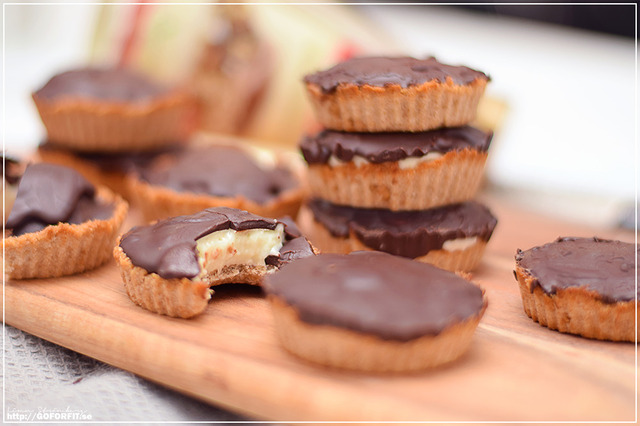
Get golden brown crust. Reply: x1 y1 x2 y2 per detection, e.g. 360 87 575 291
36 147 131 199
268 295 487 372
3 186 128 279
514 265 637 342
297 203 488 272
114 243 211 319
32 91 195 153
306 148 487 211
305 78 487 132
127 148 307 223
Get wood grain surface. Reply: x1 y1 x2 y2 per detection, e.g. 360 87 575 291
4 193 637 422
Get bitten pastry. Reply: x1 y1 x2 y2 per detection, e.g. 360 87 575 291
264 251 487 372
304 56 489 132
299 199 497 272
114 207 315 318
32 68 194 152
3 163 128 279
127 144 305 222
299 126 492 210
514 237 638 342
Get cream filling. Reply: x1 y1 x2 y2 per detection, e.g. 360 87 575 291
327 152 443 169
442 236 479 252
194 224 284 281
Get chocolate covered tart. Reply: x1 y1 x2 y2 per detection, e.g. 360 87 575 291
37 141 180 200
127 144 305 222
114 207 315 318
304 56 489 132
300 126 492 210
32 68 194 152
299 199 497 272
514 237 638 342
3 163 128 279
264 251 487 372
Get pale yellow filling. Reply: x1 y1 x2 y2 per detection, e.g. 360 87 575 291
443 236 478 252
327 152 443 169
194 224 284 281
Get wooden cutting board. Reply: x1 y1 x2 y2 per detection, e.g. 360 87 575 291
4 194 637 422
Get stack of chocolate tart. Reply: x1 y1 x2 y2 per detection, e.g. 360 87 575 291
298 56 497 272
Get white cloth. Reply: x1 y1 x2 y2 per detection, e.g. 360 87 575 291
3 325 248 423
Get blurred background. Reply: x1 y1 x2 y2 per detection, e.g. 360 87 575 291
3 1 636 227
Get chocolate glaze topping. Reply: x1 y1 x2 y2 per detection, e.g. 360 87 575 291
6 163 114 236
264 251 485 341
304 56 489 93
515 237 638 303
300 126 492 165
119 207 313 279
138 146 298 204
308 199 497 258
3 155 23 185
34 68 169 102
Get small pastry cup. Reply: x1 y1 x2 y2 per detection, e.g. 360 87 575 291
32 91 195 153
128 149 307 223
305 78 487 132
268 295 487 372
297 204 489 272
3 187 128 279
306 148 487 211
514 265 637 342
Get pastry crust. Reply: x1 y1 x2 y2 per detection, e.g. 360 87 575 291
3 186 128 279
268 294 487 372
306 148 488 211
514 265 637 342
305 78 487 132
32 91 195 153
297 204 488 272
128 149 307 223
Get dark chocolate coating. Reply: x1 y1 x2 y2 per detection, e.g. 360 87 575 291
34 68 168 102
264 251 485 341
304 56 489 93
308 199 497 258
515 237 638 303
299 126 492 165
138 146 298 204
6 163 114 236
3 155 22 185
119 207 313 279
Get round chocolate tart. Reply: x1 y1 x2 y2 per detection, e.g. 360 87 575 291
303 56 489 132
37 141 181 200
3 163 128 279
128 144 305 222
514 237 638 342
32 68 194 152
114 207 315 318
264 251 487 372
299 199 497 272
299 127 492 211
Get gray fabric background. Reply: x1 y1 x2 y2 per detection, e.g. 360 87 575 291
3 324 253 423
